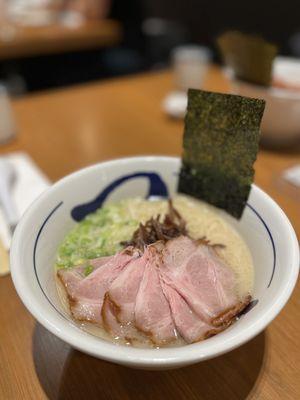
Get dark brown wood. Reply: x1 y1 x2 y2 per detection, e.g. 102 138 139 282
0 67 299 399
0 20 121 60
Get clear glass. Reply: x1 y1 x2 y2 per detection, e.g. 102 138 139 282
171 45 212 91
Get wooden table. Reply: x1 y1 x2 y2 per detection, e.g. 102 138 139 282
0 68 299 399
0 19 121 60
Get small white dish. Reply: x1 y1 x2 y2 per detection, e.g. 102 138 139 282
162 91 187 119
10 156 299 369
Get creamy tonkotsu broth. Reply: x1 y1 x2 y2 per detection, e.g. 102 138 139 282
56 195 254 348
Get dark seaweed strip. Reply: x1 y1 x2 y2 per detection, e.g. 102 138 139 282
178 89 265 219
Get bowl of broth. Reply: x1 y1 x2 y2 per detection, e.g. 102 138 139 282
10 156 299 369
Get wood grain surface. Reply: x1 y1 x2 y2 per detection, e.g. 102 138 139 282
0 67 299 399
0 19 121 60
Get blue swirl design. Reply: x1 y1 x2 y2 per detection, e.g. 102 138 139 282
71 172 168 222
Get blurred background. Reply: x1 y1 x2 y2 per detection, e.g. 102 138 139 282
1 0 300 95
0 2 300 396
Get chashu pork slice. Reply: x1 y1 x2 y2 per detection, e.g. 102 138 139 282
134 246 177 345
107 248 149 323
161 236 251 326
101 250 150 343
161 283 222 343
101 293 151 345
57 256 113 299
58 248 138 324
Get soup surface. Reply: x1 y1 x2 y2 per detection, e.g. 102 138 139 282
56 195 254 347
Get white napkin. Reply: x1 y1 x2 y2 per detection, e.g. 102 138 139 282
0 152 50 249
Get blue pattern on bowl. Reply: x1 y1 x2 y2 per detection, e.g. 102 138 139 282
71 172 169 222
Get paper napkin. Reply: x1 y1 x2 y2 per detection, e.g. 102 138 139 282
0 152 50 250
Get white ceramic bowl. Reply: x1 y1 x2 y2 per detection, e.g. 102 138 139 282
10 156 299 370
232 56 300 146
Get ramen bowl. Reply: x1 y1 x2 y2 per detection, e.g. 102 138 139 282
10 156 299 369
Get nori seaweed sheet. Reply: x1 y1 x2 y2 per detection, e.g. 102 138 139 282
217 31 277 86
178 89 265 219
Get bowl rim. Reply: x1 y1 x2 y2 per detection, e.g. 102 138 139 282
10 156 300 367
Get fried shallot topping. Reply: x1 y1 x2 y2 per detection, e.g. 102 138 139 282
122 200 187 250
